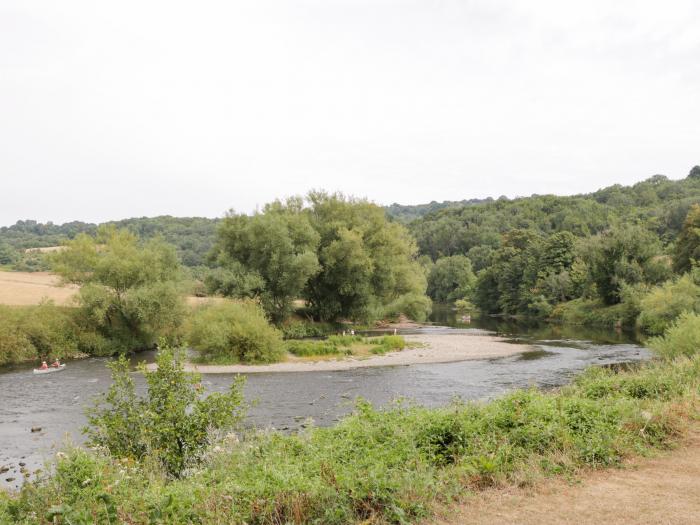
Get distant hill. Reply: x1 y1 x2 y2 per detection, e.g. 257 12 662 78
3 166 699 266
408 167 700 260
0 216 221 267
384 198 492 223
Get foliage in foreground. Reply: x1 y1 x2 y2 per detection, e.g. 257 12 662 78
187 301 284 364
649 311 700 361
84 347 245 478
2 352 697 524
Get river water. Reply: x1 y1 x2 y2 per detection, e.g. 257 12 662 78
0 311 649 490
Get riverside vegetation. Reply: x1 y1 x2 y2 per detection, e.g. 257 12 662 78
1 313 698 523
3 172 700 522
4 168 700 365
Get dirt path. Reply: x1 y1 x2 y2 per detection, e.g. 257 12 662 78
433 429 700 525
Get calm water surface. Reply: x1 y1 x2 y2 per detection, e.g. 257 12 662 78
0 310 649 490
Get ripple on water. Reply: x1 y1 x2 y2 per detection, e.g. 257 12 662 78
0 328 651 490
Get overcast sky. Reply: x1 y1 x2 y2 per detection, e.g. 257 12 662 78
1 1 699 226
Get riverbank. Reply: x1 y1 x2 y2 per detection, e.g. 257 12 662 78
2 352 696 524
436 426 700 525
152 332 532 374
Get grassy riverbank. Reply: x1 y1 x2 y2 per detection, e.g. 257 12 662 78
2 348 698 523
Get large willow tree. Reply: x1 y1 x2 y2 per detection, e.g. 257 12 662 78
210 192 430 323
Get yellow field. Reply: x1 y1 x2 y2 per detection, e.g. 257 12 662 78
0 271 78 306
0 271 223 307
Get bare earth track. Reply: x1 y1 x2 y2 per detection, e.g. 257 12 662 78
432 428 700 525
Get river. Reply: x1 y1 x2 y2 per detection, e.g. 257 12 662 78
0 310 649 490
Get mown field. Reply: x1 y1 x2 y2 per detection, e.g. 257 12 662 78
0 271 217 307
0 271 77 306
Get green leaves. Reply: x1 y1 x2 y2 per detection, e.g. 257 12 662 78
188 301 285 364
673 203 700 274
50 226 186 352
427 255 475 303
85 346 246 478
211 192 430 323
212 204 321 322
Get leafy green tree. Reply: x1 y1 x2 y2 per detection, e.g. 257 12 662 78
466 245 495 272
188 300 284 364
473 266 501 315
305 192 429 322
0 241 18 265
211 199 320 322
637 273 700 335
50 226 185 352
427 255 476 302
673 203 700 274
581 225 670 305
84 346 245 478
212 192 430 323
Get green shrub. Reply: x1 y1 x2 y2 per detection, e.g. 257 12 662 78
382 292 432 322
550 297 636 328
84 346 246 478
286 339 350 357
327 334 363 346
637 274 700 335
188 300 284 364
281 320 336 339
369 335 407 354
0 303 86 366
454 299 475 312
649 311 700 360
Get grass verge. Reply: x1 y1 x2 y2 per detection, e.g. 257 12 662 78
286 335 409 359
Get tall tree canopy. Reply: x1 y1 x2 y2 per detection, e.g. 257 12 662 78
427 255 476 303
51 226 185 352
673 204 700 274
211 192 430 323
210 199 320 322
581 225 670 305
305 192 429 322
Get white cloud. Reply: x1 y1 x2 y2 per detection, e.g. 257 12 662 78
1 0 698 224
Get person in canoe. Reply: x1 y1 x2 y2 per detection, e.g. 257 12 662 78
51 358 61 368
40 361 48 370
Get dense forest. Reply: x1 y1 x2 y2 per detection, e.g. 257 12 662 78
0 216 219 268
3 166 700 334
415 166 700 329
4 168 700 524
